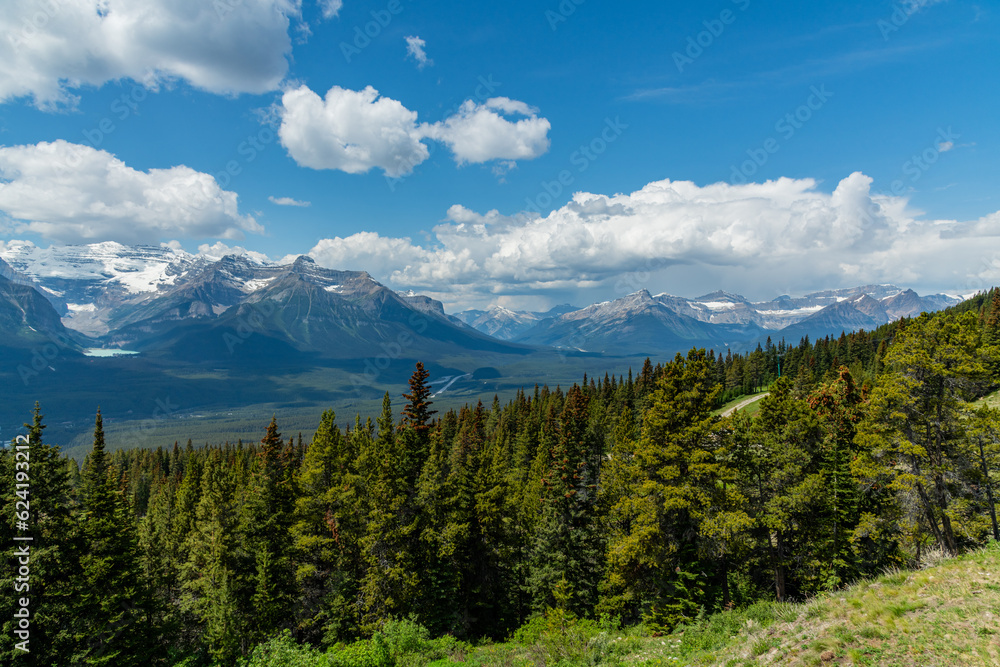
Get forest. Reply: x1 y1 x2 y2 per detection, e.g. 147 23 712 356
2 289 999 666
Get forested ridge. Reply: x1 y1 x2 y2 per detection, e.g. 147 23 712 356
3 289 1000 666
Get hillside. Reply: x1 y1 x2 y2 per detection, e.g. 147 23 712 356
675 542 1000 666
241 541 1000 666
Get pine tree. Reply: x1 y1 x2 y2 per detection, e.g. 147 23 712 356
601 350 732 630
967 406 1000 542
527 384 603 616
293 409 365 645
857 312 993 555
181 450 243 663
240 417 297 647
731 378 825 600
72 409 154 666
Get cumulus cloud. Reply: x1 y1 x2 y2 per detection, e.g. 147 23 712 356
277 85 551 176
277 85 429 177
303 173 1000 305
0 141 261 244
405 36 432 69
423 98 551 165
196 241 272 264
308 232 437 277
268 196 311 207
0 0 300 108
318 0 343 18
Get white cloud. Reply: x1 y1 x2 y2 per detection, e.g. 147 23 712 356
277 85 429 177
424 98 551 164
318 0 343 18
196 242 272 264
277 84 551 176
303 172 1000 306
0 0 300 108
405 36 432 69
269 195 311 207
308 232 438 276
0 141 261 244
938 141 955 152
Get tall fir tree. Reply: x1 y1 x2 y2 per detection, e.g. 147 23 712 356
72 409 154 666
239 417 297 648
601 350 731 629
181 450 243 663
527 384 603 616
360 393 421 629
293 409 366 645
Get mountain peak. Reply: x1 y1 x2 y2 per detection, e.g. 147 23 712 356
695 290 748 304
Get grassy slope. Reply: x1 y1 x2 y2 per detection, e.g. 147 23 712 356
673 541 1000 666
977 388 1000 410
414 542 1000 666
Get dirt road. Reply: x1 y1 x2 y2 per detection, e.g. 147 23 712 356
721 392 769 417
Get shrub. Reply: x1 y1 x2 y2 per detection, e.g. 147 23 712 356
381 617 470 667
241 631 327 667
327 634 393 667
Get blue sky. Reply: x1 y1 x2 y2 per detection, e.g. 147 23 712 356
0 0 998 309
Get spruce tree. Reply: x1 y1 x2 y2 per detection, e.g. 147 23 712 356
73 409 154 666
293 409 366 644
0 405 74 664
527 384 603 616
182 450 243 663
240 417 296 647
601 350 731 630
809 367 866 588
360 393 421 629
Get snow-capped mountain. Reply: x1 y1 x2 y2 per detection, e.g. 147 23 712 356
0 242 524 361
465 285 964 354
0 273 83 353
0 241 210 335
454 304 577 340
513 289 765 354
0 243 967 358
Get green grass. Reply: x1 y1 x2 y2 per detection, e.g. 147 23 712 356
976 388 1000 409
713 391 769 417
674 540 1000 666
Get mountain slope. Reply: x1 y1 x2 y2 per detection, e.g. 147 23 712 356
0 274 84 353
492 285 962 353
515 290 765 354
140 256 532 362
454 304 576 340
0 242 967 359
678 543 1000 666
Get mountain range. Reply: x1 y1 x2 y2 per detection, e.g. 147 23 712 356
0 242 967 360
455 285 964 354
0 242 522 363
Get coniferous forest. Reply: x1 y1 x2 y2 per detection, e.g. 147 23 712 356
3 290 1000 666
